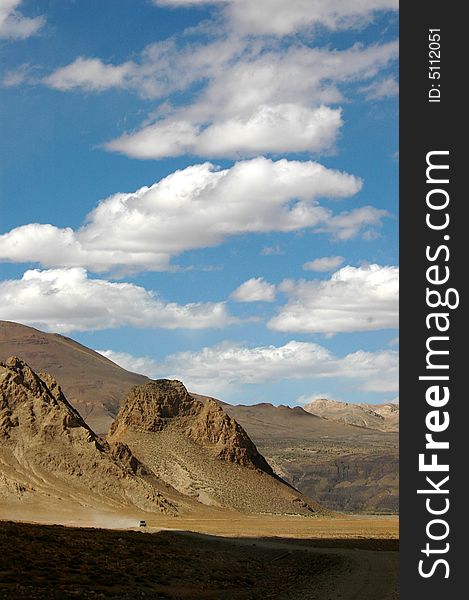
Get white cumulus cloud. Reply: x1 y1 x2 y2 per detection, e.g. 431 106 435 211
41 33 397 159
0 268 234 333
303 256 344 272
269 264 399 334
96 350 161 378
101 40 397 159
107 104 343 159
230 278 276 302
0 158 377 273
227 0 398 36
316 205 387 240
361 76 399 100
153 0 398 36
99 340 398 397
43 57 136 92
43 38 398 105
0 0 44 39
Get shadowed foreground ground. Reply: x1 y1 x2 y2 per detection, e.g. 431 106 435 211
0 521 398 599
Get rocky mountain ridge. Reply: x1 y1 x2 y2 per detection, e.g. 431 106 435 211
110 380 273 473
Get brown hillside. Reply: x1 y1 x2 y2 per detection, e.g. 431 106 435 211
0 321 148 433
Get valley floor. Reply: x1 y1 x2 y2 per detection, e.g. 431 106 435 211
0 516 398 600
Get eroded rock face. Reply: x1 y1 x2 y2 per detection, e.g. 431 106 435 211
109 380 198 434
0 359 322 517
0 357 93 441
186 398 273 474
110 379 273 474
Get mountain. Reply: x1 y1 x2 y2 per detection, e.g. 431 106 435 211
0 321 148 433
0 356 177 521
0 322 398 513
0 356 320 521
303 398 399 432
108 380 321 515
219 402 399 514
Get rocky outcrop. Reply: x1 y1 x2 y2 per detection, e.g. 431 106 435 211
109 380 199 433
110 379 273 474
0 356 96 441
186 397 273 473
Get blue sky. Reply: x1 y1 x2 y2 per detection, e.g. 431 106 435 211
0 0 398 406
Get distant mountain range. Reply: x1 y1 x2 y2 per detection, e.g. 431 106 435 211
304 398 399 432
0 321 398 514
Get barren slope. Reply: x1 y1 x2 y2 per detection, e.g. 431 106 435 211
0 321 148 432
